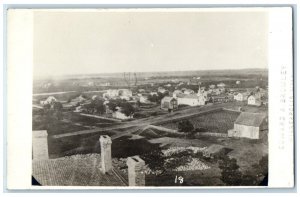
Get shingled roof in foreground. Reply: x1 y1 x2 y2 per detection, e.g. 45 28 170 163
32 154 127 186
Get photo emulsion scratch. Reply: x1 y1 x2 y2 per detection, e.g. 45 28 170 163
31 9 270 187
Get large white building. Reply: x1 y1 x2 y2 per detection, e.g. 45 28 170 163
234 92 250 101
173 87 207 106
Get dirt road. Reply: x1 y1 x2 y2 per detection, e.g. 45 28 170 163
52 102 237 139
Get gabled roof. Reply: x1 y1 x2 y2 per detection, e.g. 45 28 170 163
32 154 127 186
234 112 267 127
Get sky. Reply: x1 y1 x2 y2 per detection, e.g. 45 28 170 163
33 9 268 77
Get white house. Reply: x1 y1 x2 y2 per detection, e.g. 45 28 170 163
248 95 262 106
119 89 133 97
149 92 158 96
217 83 226 88
234 92 250 101
172 90 182 97
182 88 194 95
104 89 119 98
209 84 216 89
139 95 150 104
40 96 57 105
228 112 267 139
158 87 167 94
112 107 133 120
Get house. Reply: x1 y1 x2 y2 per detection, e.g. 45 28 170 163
209 84 216 89
234 92 250 101
172 90 182 97
161 96 178 110
104 89 119 98
217 83 226 88
248 94 262 106
139 95 150 104
236 81 241 85
40 96 57 105
182 88 194 95
158 87 167 94
112 107 133 120
149 92 158 96
228 112 268 139
119 89 133 97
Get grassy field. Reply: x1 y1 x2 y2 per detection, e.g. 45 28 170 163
159 110 240 133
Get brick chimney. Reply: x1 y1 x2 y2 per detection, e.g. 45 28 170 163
99 135 112 173
126 156 146 186
32 130 49 160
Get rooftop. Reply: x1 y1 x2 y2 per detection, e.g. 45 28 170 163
32 154 127 186
234 112 267 127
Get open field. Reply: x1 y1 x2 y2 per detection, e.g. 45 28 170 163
158 110 240 133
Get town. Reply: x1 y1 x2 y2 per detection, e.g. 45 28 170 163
32 69 268 186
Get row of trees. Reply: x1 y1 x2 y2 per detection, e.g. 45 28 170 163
81 98 136 117
147 91 170 103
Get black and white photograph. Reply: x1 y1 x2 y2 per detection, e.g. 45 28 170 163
5 5 295 191
30 9 270 187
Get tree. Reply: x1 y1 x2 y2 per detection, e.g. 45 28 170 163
218 156 242 186
178 120 194 133
52 101 63 120
93 99 105 115
120 102 135 116
107 102 118 112
148 94 158 103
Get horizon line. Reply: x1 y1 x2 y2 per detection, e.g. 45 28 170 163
33 67 268 79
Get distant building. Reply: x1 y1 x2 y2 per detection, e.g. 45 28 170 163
119 89 133 97
40 96 57 105
112 107 133 120
149 92 158 96
161 96 178 110
248 95 262 106
182 88 194 95
211 94 233 103
175 94 206 106
172 90 182 97
139 95 150 104
104 89 119 98
217 83 226 88
209 84 216 89
173 87 207 106
228 112 268 139
236 81 241 85
234 92 250 102
158 87 167 94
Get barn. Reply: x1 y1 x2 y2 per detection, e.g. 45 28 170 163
228 112 268 139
